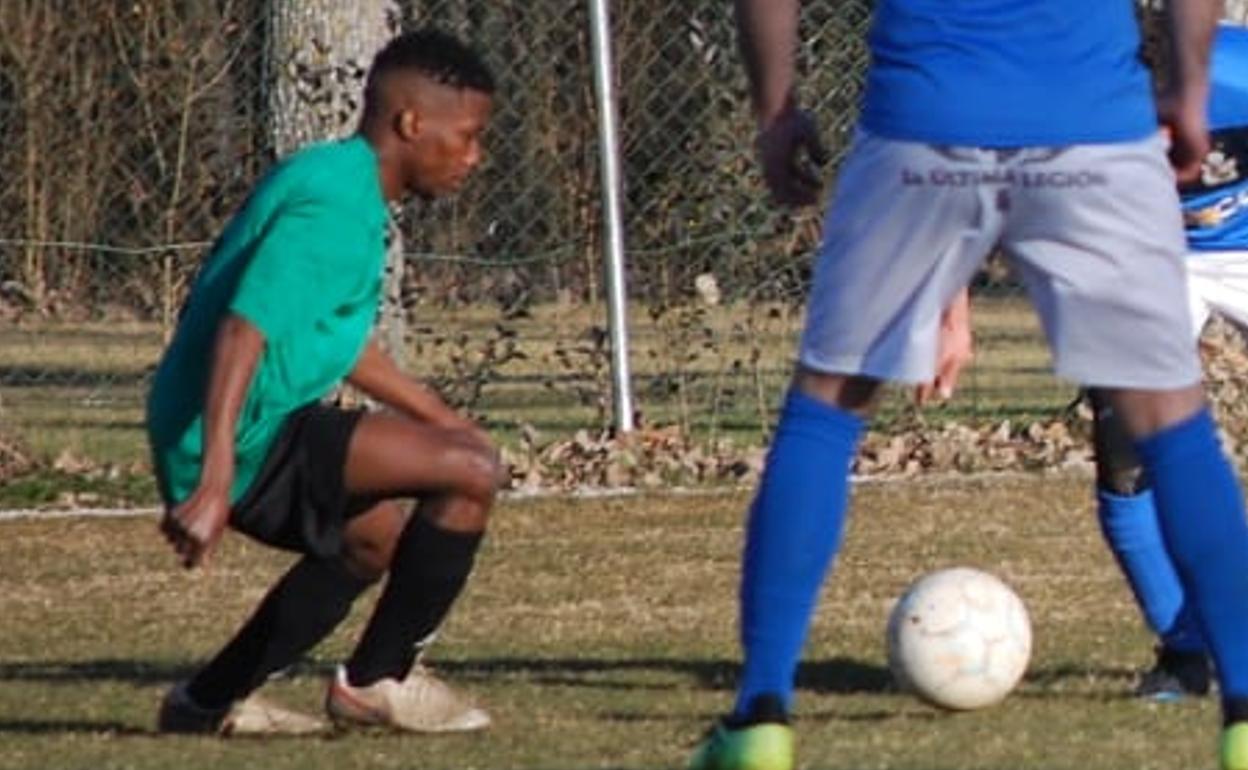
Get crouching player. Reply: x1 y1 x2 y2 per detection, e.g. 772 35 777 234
146 30 501 736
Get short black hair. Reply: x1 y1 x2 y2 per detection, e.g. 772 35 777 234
365 28 495 101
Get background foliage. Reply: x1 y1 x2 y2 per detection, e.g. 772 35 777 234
2 1 1239 501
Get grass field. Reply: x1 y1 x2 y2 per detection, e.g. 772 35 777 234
0 475 1221 770
0 295 1072 483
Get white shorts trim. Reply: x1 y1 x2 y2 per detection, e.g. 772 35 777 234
1188 249 1248 337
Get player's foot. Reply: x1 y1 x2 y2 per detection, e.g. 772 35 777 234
1134 645 1211 701
1221 721 1248 770
326 664 491 733
688 695 794 770
157 681 328 736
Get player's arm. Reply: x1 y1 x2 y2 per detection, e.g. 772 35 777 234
734 0 828 206
915 289 973 406
347 340 477 432
161 313 264 569
1160 0 1220 182
735 0 799 127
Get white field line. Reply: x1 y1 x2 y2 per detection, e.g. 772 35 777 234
0 467 1093 522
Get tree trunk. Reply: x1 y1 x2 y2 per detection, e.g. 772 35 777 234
266 0 407 367
266 1 397 154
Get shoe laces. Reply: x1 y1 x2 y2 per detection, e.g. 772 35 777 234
393 664 468 710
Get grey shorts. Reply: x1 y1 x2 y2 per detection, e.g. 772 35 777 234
799 129 1201 389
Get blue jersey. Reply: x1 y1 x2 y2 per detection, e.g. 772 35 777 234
1185 25 1248 253
860 0 1156 146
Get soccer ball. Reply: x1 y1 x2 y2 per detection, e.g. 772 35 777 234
886 567 1032 710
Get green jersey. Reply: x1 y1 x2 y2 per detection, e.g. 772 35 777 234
147 135 388 504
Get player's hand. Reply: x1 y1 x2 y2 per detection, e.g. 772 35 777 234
1157 89 1210 185
755 100 829 207
160 485 230 569
916 291 973 406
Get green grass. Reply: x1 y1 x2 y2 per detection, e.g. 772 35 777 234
0 475 1219 769
0 296 1074 478
0 470 157 509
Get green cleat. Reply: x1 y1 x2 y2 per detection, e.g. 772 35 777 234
1224 722 1248 770
688 722 795 770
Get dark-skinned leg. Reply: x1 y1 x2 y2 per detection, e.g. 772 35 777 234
1088 390 1204 652
339 412 500 686
184 501 401 711
1087 389 1207 697
1109 385 1248 719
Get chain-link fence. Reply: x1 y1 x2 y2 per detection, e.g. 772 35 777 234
3 1 1178 483
399 0 905 448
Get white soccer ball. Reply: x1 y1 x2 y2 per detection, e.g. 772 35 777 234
886 567 1032 710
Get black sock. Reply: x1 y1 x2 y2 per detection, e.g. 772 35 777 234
1227 697 1248 726
345 516 483 686
724 694 789 729
186 556 373 710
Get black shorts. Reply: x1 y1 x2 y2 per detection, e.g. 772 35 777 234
230 404 368 560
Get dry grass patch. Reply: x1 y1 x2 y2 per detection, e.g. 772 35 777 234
0 476 1217 769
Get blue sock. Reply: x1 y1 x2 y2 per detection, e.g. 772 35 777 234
734 390 864 718
1135 408 1248 701
1097 488 1205 653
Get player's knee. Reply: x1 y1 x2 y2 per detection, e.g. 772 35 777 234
1090 390 1148 496
1094 427 1147 495
1097 463 1148 497
449 436 504 504
467 443 504 504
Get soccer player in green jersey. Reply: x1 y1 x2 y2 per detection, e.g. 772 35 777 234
147 29 500 736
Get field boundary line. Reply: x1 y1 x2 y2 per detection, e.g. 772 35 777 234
0 468 1094 522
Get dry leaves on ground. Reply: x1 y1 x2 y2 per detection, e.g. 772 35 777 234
0 430 35 483
502 410 1094 493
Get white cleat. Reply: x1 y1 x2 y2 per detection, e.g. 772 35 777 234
326 664 491 733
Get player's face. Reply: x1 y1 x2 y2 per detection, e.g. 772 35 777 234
404 87 492 199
